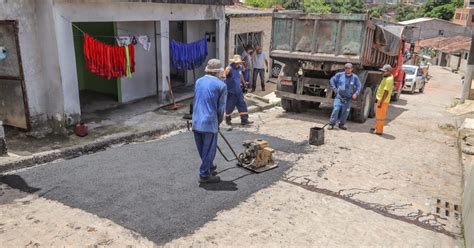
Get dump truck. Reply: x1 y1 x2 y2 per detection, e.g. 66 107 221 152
271 13 406 123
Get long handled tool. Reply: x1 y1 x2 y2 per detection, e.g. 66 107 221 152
164 76 184 110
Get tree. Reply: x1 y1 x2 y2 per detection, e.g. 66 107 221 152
304 0 331 13
394 4 420 22
330 0 366 14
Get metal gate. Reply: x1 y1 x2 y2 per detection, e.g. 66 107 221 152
234 32 262 56
0 20 29 129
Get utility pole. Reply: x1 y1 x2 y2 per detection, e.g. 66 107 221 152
461 32 474 103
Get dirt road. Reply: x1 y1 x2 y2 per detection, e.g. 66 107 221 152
0 66 465 247
167 66 464 247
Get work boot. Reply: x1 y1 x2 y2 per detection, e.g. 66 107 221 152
211 165 218 176
241 120 254 125
370 128 382 135
328 124 335 130
338 125 347 130
225 116 232 126
199 175 221 184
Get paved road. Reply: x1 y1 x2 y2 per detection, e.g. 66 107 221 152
1 130 305 244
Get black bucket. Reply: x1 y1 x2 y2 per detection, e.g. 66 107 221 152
309 123 329 146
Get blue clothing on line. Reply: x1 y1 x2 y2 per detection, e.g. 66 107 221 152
193 131 218 178
192 75 227 133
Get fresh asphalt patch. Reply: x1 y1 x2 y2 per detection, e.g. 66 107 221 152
2 130 307 244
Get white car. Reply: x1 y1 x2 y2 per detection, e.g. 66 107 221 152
402 65 425 94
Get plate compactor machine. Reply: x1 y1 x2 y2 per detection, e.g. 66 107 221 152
184 110 278 173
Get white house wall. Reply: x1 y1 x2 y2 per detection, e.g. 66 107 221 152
51 1 225 124
0 0 59 128
116 21 157 103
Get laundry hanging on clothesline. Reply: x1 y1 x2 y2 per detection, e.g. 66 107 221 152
170 38 208 70
83 33 135 79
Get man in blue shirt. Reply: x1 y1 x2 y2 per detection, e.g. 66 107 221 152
192 59 227 183
224 55 253 126
328 63 361 130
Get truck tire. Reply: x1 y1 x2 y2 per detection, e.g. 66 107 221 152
369 89 376 118
281 99 292 112
309 102 321 109
392 87 401 102
292 100 308 113
352 87 372 123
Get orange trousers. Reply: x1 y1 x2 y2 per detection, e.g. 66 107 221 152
375 102 389 134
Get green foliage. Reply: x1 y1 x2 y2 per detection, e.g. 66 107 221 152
304 0 331 13
418 0 460 20
245 0 270 8
394 4 420 22
330 0 367 14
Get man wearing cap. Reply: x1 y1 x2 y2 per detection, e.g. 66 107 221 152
328 63 361 130
371 64 394 135
193 59 227 183
224 55 253 126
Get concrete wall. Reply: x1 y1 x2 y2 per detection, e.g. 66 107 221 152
116 21 157 103
408 20 472 43
464 161 474 248
54 1 225 118
0 0 63 129
227 16 272 82
0 0 226 129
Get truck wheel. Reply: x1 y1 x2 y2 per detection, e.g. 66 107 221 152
272 63 282 78
292 100 308 113
353 87 372 123
392 87 401 102
281 99 292 112
369 90 376 118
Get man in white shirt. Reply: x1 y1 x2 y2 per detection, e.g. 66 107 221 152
251 46 268 92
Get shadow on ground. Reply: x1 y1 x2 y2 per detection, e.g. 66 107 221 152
8 130 306 245
276 99 408 139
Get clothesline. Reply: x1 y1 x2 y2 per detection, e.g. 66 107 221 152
63 16 170 39
71 23 170 39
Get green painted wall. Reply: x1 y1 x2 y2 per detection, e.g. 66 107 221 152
73 22 119 99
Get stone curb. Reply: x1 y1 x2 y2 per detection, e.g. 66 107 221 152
0 100 280 174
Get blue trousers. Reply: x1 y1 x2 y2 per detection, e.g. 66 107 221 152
252 68 265 90
243 69 250 82
193 131 217 178
226 93 249 121
329 97 352 127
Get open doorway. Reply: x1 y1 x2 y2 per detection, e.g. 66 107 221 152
73 22 120 114
169 21 186 89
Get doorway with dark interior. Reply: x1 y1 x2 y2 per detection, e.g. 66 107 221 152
73 22 121 114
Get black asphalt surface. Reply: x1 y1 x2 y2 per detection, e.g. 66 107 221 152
1 130 307 244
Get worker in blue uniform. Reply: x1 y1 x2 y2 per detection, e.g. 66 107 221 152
328 63 361 130
224 55 253 126
192 59 227 184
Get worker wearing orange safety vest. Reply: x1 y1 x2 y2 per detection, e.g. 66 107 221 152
371 64 394 135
